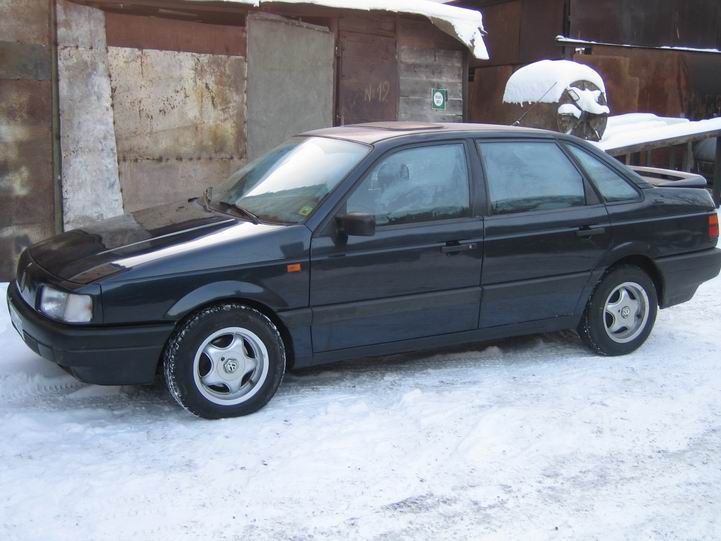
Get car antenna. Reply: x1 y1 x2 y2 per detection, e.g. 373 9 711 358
512 82 558 127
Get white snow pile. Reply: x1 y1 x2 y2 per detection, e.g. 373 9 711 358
197 0 489 59
2 263 721 539
596 113 721 152
503 60 607 106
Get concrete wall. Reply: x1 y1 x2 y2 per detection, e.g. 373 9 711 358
56 0 124 229
246 13 334 159
0 0 55 280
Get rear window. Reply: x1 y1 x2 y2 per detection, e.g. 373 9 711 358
566 145 640 202
477 141 586 215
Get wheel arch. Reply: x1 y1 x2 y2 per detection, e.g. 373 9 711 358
164 283 299 369
605 254 664 304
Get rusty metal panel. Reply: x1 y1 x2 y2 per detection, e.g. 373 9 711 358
569 0 721 50
105 12 246 56
0 79 54 279
339 30 399 124
0 0 53 280
573 46 688 117
0 42 51 80
468 65 515 124
108 47 246 211
686 54 721 120
476 0 521 67
0 0 50 45
519 0 565 63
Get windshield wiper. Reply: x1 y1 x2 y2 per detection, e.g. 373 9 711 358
200 186 213 211
214 201 260 224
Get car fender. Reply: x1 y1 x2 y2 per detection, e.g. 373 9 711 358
166 280 288 320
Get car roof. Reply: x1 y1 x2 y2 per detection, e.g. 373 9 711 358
301 121 554 145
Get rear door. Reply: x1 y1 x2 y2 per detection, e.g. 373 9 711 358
310 140 484 352
477 139 611 327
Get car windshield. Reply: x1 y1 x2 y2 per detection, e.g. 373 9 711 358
210 136 369 224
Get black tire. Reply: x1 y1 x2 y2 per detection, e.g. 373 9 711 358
163 303 286 419
578 265 658 356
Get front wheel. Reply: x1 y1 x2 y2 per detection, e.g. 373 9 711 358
578 265 658 356
163 303 286 419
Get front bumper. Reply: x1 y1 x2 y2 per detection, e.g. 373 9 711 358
6 282 174 385
656 247 721 308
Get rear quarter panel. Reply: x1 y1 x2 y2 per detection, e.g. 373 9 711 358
602 187 716 264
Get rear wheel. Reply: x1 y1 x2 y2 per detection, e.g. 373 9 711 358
163 303 286 419
578 265 658 356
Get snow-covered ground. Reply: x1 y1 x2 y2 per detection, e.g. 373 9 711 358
1 269 721 540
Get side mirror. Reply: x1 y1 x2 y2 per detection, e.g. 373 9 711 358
336 212 376 237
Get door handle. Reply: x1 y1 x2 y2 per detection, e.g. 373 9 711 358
576 226 607 237
441 241 478 254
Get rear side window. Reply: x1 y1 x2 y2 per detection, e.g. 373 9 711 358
477 141 586 215
346 143 471 226
566 145 640 202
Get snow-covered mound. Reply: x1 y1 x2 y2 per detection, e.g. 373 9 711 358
503 60 607 105
597 113 721 152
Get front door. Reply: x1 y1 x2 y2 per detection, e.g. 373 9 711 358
310 141 483 352
477 139 611 327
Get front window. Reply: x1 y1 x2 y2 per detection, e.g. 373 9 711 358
211 137 369 224
346 143 471 226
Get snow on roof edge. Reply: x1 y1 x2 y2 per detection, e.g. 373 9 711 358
193 0 488 59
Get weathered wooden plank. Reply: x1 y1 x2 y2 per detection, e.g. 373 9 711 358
399 62 464 82
399 79 462 100
398 47 463 67
397 16 462 51
0 41 51 80
400 97 463 116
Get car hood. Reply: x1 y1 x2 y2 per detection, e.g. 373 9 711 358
29 201 240 284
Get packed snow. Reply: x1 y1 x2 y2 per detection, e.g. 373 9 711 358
596 113 721 152
503 60 607 105
202 0 489 59
2 251 721 540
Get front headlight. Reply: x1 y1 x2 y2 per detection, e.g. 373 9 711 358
40 286 93 323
